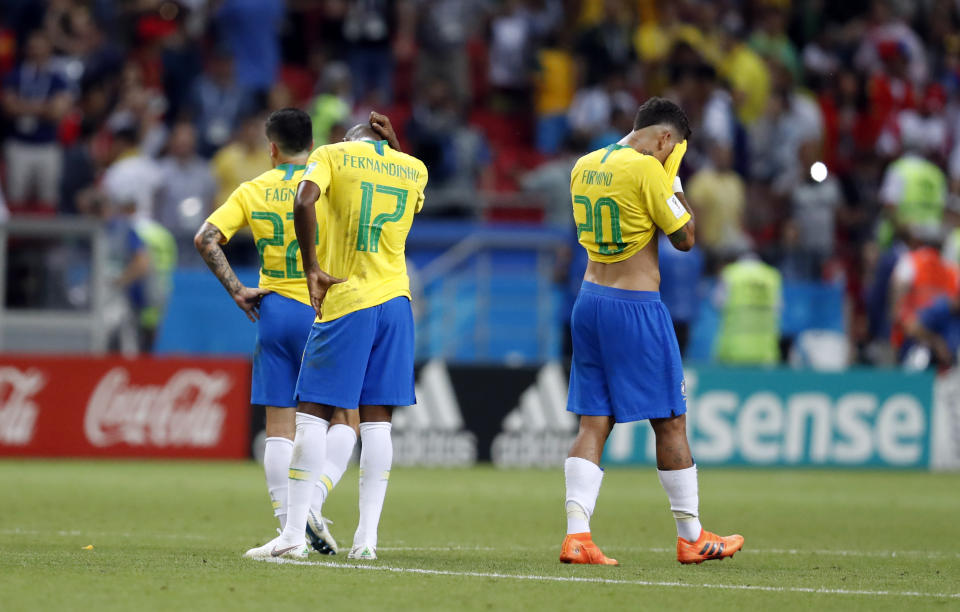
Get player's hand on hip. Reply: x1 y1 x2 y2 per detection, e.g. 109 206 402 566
233 287 271 322
306 267 346 319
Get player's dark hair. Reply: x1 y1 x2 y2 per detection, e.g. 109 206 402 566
265 108 313 154
633 97 692 140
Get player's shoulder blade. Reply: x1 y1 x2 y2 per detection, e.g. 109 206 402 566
246 166 284 189
338 140 426 185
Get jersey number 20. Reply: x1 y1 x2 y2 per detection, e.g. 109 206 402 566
574 195 626 255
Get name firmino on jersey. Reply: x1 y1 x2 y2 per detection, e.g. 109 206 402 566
342 154 421 181
580 169 613 186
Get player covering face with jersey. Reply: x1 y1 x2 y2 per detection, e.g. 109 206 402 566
559 97 743 566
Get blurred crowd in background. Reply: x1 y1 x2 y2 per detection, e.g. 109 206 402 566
4 0 960 368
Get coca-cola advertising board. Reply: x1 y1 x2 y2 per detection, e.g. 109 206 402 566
0 356 251 458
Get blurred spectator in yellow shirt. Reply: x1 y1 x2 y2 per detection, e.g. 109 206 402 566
687 141 748 255
718 20 771 125
534 29 575 154
633 1 704 64
210 113 271 207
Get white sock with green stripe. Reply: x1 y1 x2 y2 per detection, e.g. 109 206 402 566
263 436 294 529
657 464 702 543
353 422 392 549
278 413 328 545
311 424 357 515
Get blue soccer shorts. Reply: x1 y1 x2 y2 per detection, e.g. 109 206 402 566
251 292 316 407
295 296 416 409
567 281 687 423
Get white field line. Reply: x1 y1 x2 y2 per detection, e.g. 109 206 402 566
258 557 960 600
2 529 959 560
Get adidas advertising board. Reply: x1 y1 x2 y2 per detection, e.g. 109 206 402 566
490 362 577 468
391 360 477 467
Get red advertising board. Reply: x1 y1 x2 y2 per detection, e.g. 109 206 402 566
0 356 251 458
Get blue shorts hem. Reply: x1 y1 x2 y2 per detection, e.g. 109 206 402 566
567 404 687 423
358 395 417 407
295 391 359 410
251 395 298 408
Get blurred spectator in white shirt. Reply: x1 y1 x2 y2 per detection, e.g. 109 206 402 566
101 124 162 221
156 121 216 239
567 73 635 144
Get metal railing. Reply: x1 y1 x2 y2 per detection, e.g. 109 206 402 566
412 227 568 362
0 217 109 353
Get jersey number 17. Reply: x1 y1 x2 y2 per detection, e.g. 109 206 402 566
356 181 408 253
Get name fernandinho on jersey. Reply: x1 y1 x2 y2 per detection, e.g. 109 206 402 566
580 169 613 186
341 153 422 181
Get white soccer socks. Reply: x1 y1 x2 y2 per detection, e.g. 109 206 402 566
311 424 358 514
263 436 294 529
564 457 604 535
278 413 329 544
353 421 393 549
657 464 703 542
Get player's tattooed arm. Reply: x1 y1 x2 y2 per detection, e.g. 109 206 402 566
194 222 269 322
294 181 345 318
667 191 696 252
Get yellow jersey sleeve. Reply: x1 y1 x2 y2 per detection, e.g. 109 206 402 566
414 162 428 213
640 156 690 236
662 139 687 184
206 185 249 242
303 146 333 193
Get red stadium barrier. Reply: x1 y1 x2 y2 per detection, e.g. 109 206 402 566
0 356 251 459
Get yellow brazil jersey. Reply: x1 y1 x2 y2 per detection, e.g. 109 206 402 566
571 143 690 263
302 139 428 322
206 163 322 305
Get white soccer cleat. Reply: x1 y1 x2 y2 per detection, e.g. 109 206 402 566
347 544 377 560
306 509 338 555
243 535 308 560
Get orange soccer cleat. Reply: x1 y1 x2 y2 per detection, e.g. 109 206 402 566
677 529 744 564
559 533 619 566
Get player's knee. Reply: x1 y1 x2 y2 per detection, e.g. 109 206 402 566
577 415 615 441
650 413 687 438
264 406 296 439
329 408 360 434
359 405 393 423
297 402 335 422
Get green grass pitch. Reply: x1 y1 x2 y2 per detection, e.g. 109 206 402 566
1 460 958 611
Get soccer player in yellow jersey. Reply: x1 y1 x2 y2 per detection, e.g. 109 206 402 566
196 109 385 556
559 98 744 566
244 121 427 561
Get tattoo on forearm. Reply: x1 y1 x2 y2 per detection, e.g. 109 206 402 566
669 229 687 246
197 227 243 296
